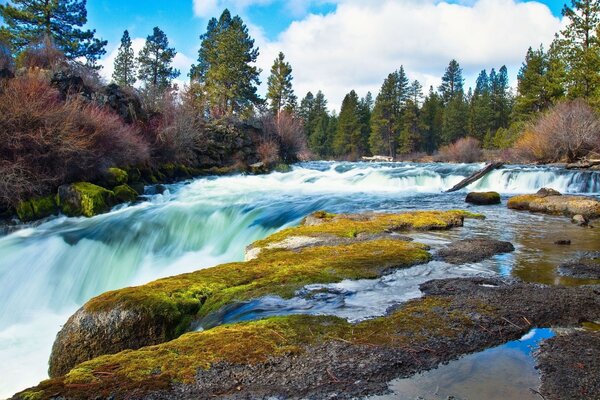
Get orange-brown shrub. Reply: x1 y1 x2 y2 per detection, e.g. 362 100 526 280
514 99 600 163
436 137 483 163
261 112 308 163
0 72 149 206
16 35 65 71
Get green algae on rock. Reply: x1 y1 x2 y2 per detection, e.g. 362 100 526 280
465 191 501 205
47 210 479 378
113 184 138 203
18 278 600 400
57 182 116 217
15 195 58 222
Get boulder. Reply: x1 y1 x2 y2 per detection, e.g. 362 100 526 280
100 167 128 188
15 195 58 222
465 191 501 205
435 238 515 264
100 83 144 123
572 214 589 227
113 184 138 203
507 188 600 219
57 182 115 217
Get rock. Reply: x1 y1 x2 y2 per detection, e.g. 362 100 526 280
101 167 128 188
15 195 58 222
465 191 501 205
554 239 571 245
22 278 600 400
57 182 115 217
558 252 600 279
435 238 515 264
100 83 144 124
113 184 138 203
50 71 92 100
507 188 600 219
46 211 480 377
572 214 589 226
536 331 600 400
129 182 145 195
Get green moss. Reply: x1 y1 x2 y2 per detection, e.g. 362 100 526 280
507 194 538 210
16 195 57 222
252 210 484 249
106 168 129 187
113 185 138 203
274 163 292 173
26 296 493 398
58 182 115 218
465 192 501 205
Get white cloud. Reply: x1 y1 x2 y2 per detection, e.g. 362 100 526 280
254 0 562 111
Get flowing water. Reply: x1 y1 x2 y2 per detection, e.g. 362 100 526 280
0 162 599 398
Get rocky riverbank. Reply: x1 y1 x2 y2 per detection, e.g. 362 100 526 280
12 208 600 400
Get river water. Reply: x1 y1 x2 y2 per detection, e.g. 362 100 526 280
0 162 599 398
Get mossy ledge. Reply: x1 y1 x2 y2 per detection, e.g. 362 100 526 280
508 188 600 219
17 278 600 400
47 210 480 378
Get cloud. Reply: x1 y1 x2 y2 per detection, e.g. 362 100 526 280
254 0 562 111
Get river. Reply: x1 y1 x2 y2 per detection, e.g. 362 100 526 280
1 161 599 398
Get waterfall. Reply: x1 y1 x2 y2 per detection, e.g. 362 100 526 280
0 161 598 398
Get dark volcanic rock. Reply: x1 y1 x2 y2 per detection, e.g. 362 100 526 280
537 330 600 400
554 239 572 245
435 238 515 264
465 191 501 205
558 252 600 279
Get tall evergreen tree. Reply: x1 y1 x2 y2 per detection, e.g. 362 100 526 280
399 98 425 154
442 95 468 144
334 90 362 157
439 60 464 104
112 30 137 87
190 9 261 116
557 0 600 100
420 87 443 154
266 52 297 115
0 0 106 66
137 27 179 90
489 66 511 131
470 70 493 139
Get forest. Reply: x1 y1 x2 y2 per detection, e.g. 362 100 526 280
1 0 600 211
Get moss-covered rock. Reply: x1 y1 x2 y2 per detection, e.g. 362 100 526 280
47 210 481 377
57 183 116 218
104 168 129 188
113 185 138 203
465 191 501 205
15 195 57 222
508 188 600 219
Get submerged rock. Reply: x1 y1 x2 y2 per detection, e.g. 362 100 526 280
435 238 515 264
113 184 138 203
18 278 600 400
572 214 589 227
558 252 600 279
507 188 600 219
57 182 115 217
46 210 481 378
465 191 501 205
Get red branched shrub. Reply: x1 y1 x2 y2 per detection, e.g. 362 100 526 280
0 72 149 206
261 112 308 163
514 99 600 163
436 137 483 163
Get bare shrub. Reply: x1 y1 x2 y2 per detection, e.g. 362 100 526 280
16 35 65 71
257 140 281 165
514 99 600 163
0 73 149 206
261 112 308 163
436 137 483 163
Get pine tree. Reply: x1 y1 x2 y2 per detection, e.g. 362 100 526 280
442 95 468 144
190 9 261 116
309 114 330 158
0 0 106 66
420 87 443 154
471 70 493 139
557 0 600 100
112 30 137 87
439 60 464 104
489 66 511 131
266 52 297 115
399 99 425 154
137 27 180 90
357 92 373 156
334 90 362 157
300 90 329 153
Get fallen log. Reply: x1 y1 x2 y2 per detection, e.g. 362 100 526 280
445 162 504 193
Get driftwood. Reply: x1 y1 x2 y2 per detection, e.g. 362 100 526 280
565 159 600 170
445 162 504 193
362 155 394 162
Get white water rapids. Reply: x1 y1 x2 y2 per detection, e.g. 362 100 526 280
0 162 598 398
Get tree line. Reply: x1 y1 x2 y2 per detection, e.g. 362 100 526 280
2 0 600 161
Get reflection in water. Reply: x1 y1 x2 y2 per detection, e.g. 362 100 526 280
370 329 554 400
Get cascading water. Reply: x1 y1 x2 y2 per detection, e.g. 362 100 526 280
0 161 598 398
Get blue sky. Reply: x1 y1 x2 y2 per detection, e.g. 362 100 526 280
1 0 569 109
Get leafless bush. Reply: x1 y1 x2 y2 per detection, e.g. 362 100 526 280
514 99 600 163
435 137 483 163
257 140 281 165
0 72 149 207
16 35 66 71
261 112 308 163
